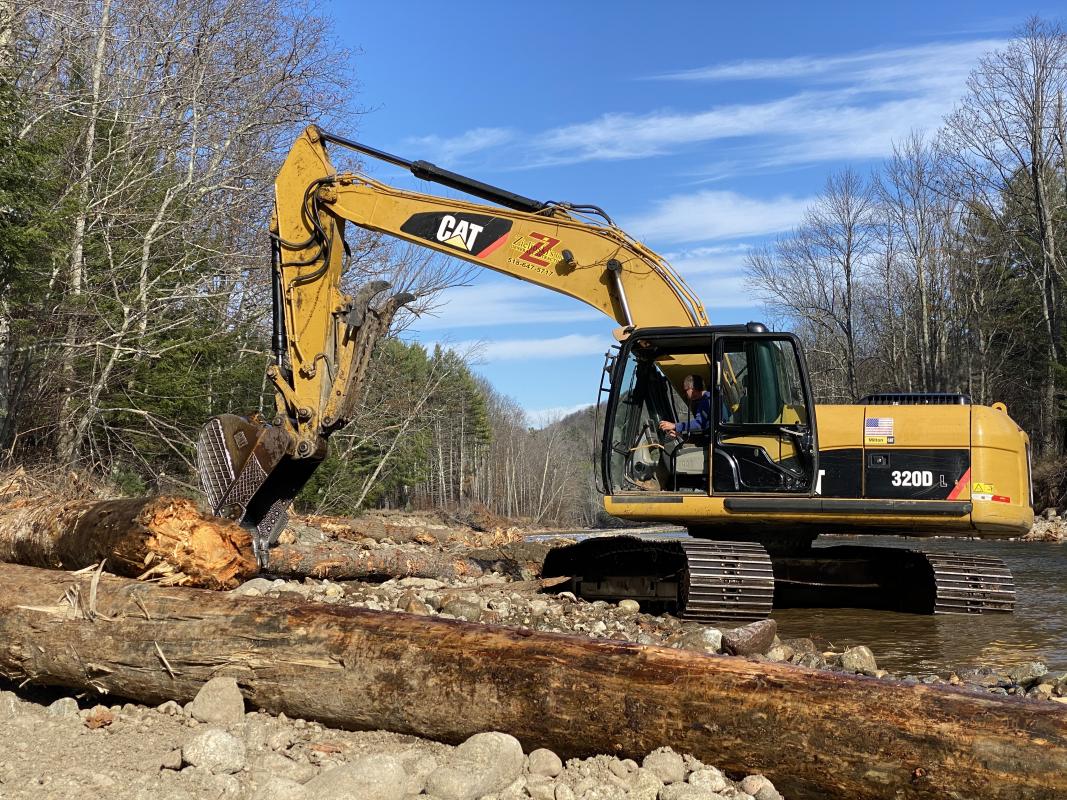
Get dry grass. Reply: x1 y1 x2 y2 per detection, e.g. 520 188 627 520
0 465 120 507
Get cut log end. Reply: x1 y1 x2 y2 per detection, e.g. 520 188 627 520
137 497 256 589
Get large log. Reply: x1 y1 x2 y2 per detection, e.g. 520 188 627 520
268 541 488 580
0 494 533 587
0 563 1062 800
0 496 255 589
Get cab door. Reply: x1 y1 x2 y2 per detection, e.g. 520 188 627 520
711 334 819 495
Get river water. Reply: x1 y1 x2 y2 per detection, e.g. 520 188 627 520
533 530 1067 675
775 535 1067 675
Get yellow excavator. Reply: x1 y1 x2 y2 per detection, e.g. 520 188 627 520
197 126 1033 620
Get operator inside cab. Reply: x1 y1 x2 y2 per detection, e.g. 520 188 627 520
658 374 712 439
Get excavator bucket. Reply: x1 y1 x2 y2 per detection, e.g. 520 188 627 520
196 414 317 569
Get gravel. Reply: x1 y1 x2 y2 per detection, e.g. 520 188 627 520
0 688 785 800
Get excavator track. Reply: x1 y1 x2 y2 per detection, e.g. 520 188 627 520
677 539 774 623
925 551 1016 614
540 536 774 623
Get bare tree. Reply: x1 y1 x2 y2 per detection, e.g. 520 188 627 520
940 17 1067 452
747 169 876 401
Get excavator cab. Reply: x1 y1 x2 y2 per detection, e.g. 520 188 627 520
601 324 818 499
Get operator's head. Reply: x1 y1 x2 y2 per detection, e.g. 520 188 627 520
683 374 705 402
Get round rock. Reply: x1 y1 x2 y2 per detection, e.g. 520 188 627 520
840 645 878 674
182 728 247 775
641 747 685 784
425 731 524 800
188 677 245 725
740 773 783 800
302 755 407 800
721 619 777 656
618 599 641 615
441 597 483 623
46 697 80 718
676 627 723 654
688 768 728 792
528 748 563 778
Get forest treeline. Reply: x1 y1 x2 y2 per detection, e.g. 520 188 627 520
0 0 605 525
746 18 1067 467
1 4 1065 524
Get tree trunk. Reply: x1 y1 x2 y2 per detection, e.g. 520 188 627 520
56 0 113 467
268 541 489 581
0 563 1063 800
0 496 254 588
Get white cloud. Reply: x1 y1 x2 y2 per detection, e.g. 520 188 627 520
405 38 1005 173
450 334 608 363
403 127 514 164
413 283 601 330
651 39 1002 93
627 190 814 243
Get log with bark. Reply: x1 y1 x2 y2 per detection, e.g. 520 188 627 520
267 541 491 581
0 495 523 586
0 495 255 588
0 562 1063 800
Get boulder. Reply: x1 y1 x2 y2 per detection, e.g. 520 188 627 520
302 755 406 800
641 747 685 784
182 729 247 775
424 731 524 800
740 773 783 800
440 596 483 623
188 676 246 725
688 768 728 792
840 646 878 675
676 627 723 654
528 748 563 778
721 620 777 656
46 697 80 718
1007 661 1048 686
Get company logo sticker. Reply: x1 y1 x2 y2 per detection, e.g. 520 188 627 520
507 231 562 276
400 212 511 258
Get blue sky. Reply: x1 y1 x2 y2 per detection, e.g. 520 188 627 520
324 1 1056 422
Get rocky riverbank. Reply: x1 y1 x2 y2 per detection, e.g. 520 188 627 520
0 506 1063 800
0 678 783 800
1025 508 1067 542
268 510 1067 704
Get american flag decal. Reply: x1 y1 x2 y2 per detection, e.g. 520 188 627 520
865 417 894 435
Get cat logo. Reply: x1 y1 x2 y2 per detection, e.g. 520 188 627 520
436 215 483 252
399 212 512 258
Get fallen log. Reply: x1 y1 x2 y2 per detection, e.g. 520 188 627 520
267 541 488 581
0 563 1062 800
0 494 536 587
0 496 254 589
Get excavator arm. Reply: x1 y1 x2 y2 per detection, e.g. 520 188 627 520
197 125 710 566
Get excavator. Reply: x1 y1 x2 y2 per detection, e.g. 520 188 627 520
196 126 1033 622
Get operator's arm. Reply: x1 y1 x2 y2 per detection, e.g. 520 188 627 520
662 392 712 436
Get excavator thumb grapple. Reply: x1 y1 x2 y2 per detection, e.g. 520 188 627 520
196 414 319 569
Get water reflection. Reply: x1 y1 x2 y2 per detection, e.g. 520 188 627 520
774 536 1067 674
